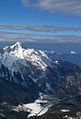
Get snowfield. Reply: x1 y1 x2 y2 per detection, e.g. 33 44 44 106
12 98 53 118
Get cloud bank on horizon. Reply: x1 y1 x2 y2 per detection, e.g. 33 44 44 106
0 31 81 43
0 23 81 43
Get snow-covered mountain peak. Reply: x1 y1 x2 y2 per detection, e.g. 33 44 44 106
3 42 22 53
10 42 21 50
0 42 55 72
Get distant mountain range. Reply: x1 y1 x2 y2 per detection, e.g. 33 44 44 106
46 50 81 66
0 42 81 119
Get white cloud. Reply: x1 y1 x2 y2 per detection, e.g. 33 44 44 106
21 0 81 16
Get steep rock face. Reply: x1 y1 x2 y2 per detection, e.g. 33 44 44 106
0 42 81 105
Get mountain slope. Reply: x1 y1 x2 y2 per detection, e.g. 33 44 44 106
0 42 81 118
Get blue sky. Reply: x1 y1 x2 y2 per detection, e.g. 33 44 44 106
0 0 81 43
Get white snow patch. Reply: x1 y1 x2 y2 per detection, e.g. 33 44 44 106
55 60 59 64
61 109 70 112
46 83 53 91
63 115 68 118
70 51 77 55
35 99 48 104
23 101 52 118
12 98 52 118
